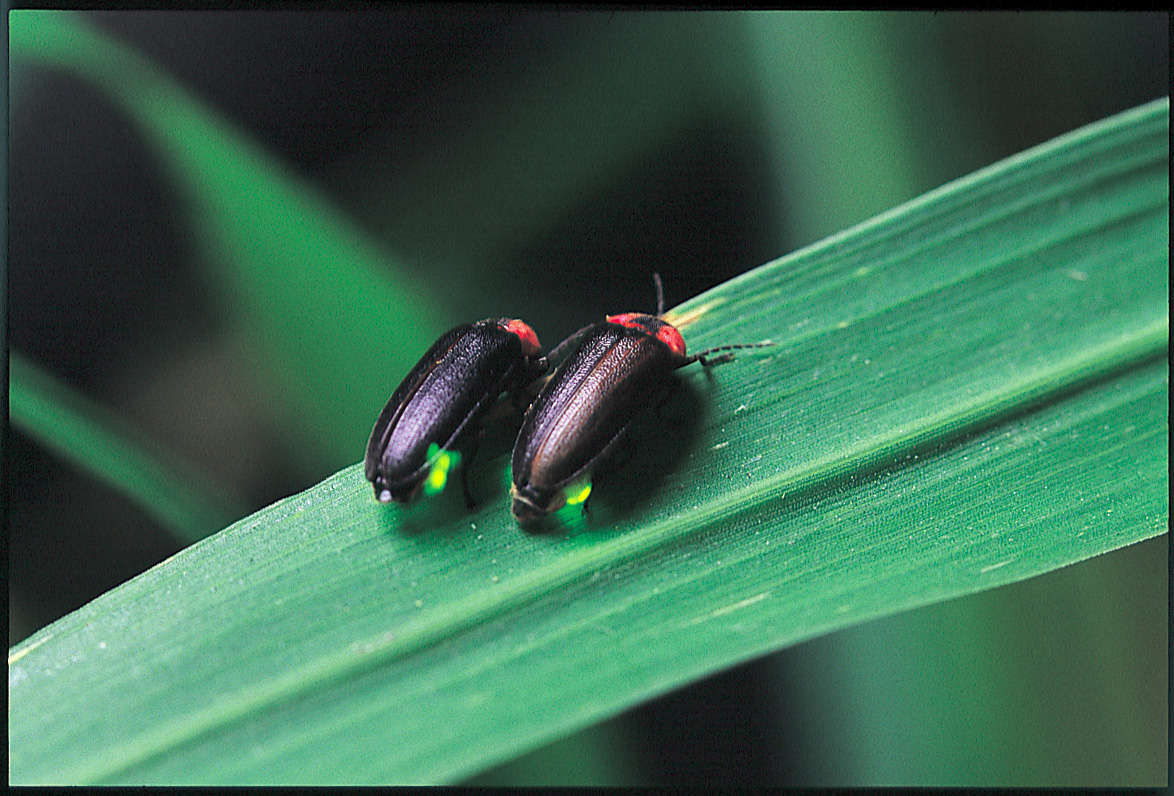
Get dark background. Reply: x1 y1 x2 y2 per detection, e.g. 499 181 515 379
7 11 1168 785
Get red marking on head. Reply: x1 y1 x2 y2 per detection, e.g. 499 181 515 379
606 313 687 357
655 324 687 357
606 312 644 328
505 319 541 356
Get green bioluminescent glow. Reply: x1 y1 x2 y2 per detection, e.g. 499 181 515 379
564 478 593 507
422 443 461 496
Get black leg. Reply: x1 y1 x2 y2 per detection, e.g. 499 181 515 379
460 429 485 510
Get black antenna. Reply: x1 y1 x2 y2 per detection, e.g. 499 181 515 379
653 272 665 317
688 340 775 367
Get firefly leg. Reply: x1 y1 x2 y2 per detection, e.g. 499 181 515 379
460 429 485 510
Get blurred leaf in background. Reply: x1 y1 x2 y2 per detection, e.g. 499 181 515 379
7 9 1168 786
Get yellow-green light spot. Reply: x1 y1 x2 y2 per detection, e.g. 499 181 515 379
565 478 592 506
422 443 460 496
